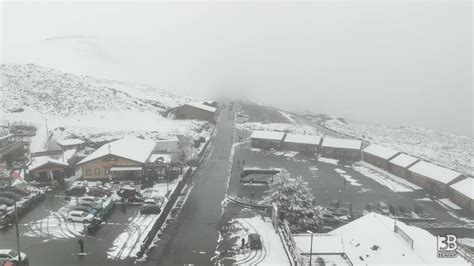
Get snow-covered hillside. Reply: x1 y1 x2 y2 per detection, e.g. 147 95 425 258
1 64 210 144
323 118 473 176
1 64 185 116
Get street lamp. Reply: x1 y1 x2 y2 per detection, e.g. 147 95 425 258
307 230 313 266
14 201 22 262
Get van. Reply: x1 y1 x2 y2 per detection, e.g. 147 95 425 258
248 233 262 250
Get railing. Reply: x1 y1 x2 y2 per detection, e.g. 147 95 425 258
457 243 474 264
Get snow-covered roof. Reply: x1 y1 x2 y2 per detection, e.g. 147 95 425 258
185 102 216 113
450 178 474 200
408 161 463 185
250 130 285 141
29 156 68 171
389 153 419 168
322 138 362 150
284 134 321 145
330 212 469 265
57 138 84 147
293 234 344 254
363 144 399 160
78 137 156 165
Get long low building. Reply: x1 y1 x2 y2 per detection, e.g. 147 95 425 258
450 177 474 213
174 102 217 123
362 144 400 170
250 130 285 149
321 138 362 161
283 134 322 153
388 153 419 179
408 161 466 197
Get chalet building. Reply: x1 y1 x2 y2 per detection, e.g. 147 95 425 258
292 212 469 265
450 178 474 213
77 137 156 181
388 153 419 179
57 139 85 150
28 156 69 183
321 138 362 161
283 134 322 153
362 144 400 170
174 103 217 123
202 100 218 108
407 161 466 197
250 131 285 149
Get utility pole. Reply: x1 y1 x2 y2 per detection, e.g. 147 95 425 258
307 230 313 266
14 201 22 262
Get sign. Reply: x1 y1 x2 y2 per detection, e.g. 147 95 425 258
437 234 458 258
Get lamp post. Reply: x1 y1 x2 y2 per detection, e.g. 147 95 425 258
14 201 22 262
307 230 313 266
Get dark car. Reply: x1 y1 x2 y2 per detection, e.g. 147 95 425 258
248 233 262 250
87 187 112 197
0 197 14 206
0 192 20 201
65 186 87 197
139 205 161 215
118 189 142 203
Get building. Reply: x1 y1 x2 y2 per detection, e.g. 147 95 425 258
388 153 419 179
28 156 69 183
174 102 217 123
57 139 85 150
77 137 156 181
408 161 466 197
283 134 322 153
321 138 362 161
450 178 474 213
362 144 400 170
250 131 285 149
0 134 23 162
292 213 469 265
202 100 218 108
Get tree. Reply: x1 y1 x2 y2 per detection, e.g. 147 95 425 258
171 135 194 164
264 171 321 230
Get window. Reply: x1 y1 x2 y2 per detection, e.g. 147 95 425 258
95 168 101 175
85 169 92 176
105 168 110 175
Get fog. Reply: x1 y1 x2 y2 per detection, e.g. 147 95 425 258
2 1 472 137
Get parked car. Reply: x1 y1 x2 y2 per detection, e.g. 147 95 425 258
139 205 161 215
248 233 262 250
0 192 20 201
143 196 164 207
0 249 29 265
377 202 389 215
7 187 30 196
67 211 94 223
65 186 87 197
72 206 98 216
87 187 112 197
79 196 103 208
0 197 14 207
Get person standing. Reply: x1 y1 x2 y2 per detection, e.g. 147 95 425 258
78 238 84 254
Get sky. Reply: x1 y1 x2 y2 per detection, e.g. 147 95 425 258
1 1 472 137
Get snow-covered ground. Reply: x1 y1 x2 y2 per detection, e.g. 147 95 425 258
218 215 290 265
323 118 473 176
237 122 323 137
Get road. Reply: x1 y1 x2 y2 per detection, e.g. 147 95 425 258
145 104 235 265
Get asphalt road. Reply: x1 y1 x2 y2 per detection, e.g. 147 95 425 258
145 105 235 265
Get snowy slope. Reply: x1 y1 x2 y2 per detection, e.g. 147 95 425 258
1 64 210 144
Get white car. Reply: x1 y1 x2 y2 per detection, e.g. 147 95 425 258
0 249 28 264
78 196 103 209
67 210 94 223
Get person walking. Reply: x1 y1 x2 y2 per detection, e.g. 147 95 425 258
78 238 84 254
241 238 245 249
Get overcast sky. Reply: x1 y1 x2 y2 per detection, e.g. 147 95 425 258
2 1 472 137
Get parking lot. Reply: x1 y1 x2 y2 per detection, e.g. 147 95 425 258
227 142 474 239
